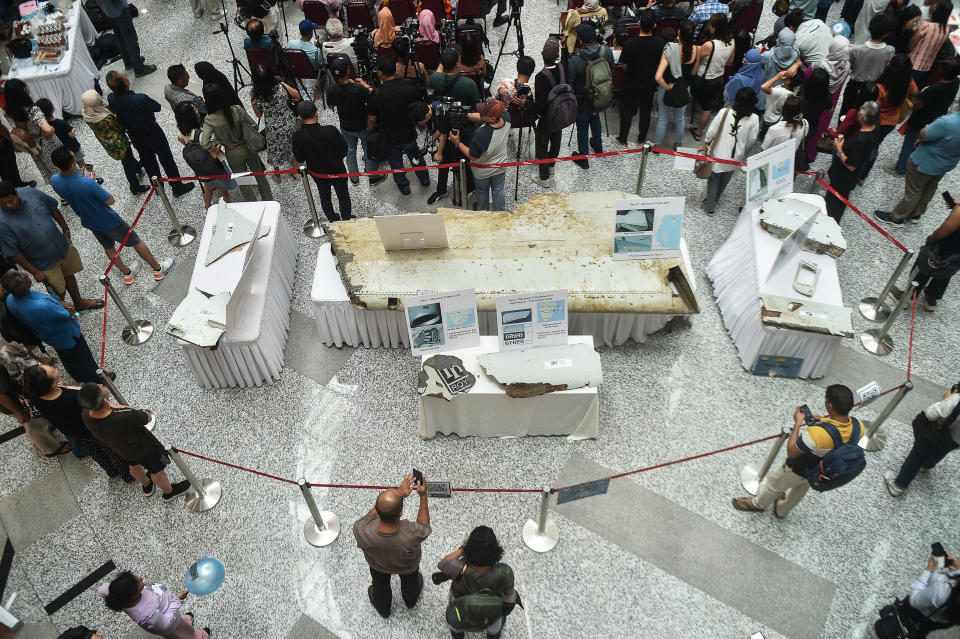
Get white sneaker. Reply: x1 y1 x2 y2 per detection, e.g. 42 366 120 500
153 258 175 281
122 261 141 285
530 174 551 188
884 470 905 497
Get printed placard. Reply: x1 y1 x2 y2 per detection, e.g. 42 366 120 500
402 288 480 356
857 381 883 406
612 197 684 260
555 479 611 505
745 138 796 208
495 290 568 351
427 481 452 498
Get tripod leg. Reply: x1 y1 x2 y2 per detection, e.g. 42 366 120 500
514 127 522 201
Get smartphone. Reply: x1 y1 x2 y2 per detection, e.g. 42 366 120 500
412 468 423 486
932 542 946 569
943 191 955 209
799 404 815 425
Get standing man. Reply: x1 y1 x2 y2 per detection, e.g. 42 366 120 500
430 47 482 106
904 198 960 311
50 148 175 284
95 0 156 77
567 24 614 169
531 37 566 187
106 71 195 198
326 56 380 187
353 473 431 618
367 57 431 196
0 119 35 190
449 99 511 211
0 181 103 309
616 10 664 147
825 101 880 221
164 65 207 115
292 101 353 222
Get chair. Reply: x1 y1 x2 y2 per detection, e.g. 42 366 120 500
568 0 584 8
627 24 641 38
455 0 485 33
377 43 397 59
285 48 320 99
419 0 449 19
653 18 678 37
459 70 485 97
302 0 333 27
388 0 416 22
416 39 442 70
245 48 271 73
346 0 374 29
730 4 762 38
559 10 568 34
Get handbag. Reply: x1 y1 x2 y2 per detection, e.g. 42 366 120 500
690 40 715 103
693 108 728 180
874 596 954 639
662 57 690 108
240 112 267 153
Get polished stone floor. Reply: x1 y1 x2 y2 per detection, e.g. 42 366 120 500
1 0 959 637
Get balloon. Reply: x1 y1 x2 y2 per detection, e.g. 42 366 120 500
184 558 226 596
830 21 851 38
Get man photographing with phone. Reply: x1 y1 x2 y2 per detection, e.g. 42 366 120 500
897 195 960 312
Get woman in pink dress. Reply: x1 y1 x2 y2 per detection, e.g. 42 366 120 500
98 572 211 638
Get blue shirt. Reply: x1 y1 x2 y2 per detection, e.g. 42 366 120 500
0 187 68 270
285 39 322 71
50 172 124 232
5 290 81 350
690 0 728 35
911 111 960 176
243 34 274 54
107 89 162 135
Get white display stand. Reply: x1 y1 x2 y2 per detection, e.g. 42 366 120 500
418 335 600 439
180 202 296 388
706 194 845 379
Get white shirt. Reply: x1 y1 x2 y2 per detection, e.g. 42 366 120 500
762 120 808 150
322 37 359 74
704 108 759 173
795 20 833 66
763 85 796 123
910 570 959 622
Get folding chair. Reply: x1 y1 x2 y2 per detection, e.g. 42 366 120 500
246 48 272 73
416 39 442 71
459 70 485 98
454 0 485 34
302 0 334 27
346 0 374 28
730 4 762 39
377 43 397 59
627 23 641 37
388 0 416 22
285 48 321 100
419 0 449 19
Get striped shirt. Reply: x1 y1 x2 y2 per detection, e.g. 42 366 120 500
690 0 729 36
909 20 949 72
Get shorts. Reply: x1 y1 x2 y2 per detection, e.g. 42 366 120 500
131 445 170 474
41 242 83 296
92 220 141 250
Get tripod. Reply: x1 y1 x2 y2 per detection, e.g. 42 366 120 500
491 0 524 81
513 101 530 200
216 0 250 92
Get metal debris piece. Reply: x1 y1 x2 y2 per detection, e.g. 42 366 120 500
417 355 476 401
759 294 854 337
477 343 603 398
759 197 846 257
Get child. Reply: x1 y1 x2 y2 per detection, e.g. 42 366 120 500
35 98 98 181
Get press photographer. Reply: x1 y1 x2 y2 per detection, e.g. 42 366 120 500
409 98 475 206
449 98 511 212
326 55 383 186
874 544 960 638
430 47 481 107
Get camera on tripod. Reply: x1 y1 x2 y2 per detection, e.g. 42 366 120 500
515 82 532 100
439 19 457 48
399 16 421 38
435 97 471 132
349 26 378 83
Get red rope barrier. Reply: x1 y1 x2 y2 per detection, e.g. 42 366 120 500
176 449 300 485
907 288 918 381
816 177 908 253
104 184 157 276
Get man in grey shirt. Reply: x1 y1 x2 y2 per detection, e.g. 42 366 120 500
839 15 895 114
95 0 156 77
164 64 206 115
884 385 960 496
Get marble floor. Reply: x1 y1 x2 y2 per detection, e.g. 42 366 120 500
1 0 960 637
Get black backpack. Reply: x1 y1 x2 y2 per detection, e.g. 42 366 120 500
182 131 227 179
445 565 510 632
803 418 866 492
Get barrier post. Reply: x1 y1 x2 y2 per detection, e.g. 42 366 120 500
300 165 324 238
739 425 792 495
858 250 914 322
860 281 917 356
522 486 559 552
859 381 914 452
459 159 469 209
151 176 196 247
298 479 340 547
98 274 152 346
97 368 128 405
808 169 824 193
635 142 652 194
165 445 223 512
0 602 23 632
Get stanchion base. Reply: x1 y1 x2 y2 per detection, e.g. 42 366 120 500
121 320 153 346
860 329 894 356
303 219 325 238
890 285 905 303
858 421 887 452
304 512 340 547
858 297 891 323
740 463 763 496
522 518 559 553
185 479 222 512
168 225 196 247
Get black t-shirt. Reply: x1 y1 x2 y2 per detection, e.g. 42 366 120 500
534 66 564 117
619 35 665 90
327 81 371 133
367 78 423 144
292 123 348 176
829 128 880 180
82 407 159 462
51 119 81 154
908 80 960 130
35 387 88 438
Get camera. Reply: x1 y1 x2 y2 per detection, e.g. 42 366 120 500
439 19 457 48
434 97 471 131
349 26 379 84
515 82 532 100
400 16 421 38
583 14 605 32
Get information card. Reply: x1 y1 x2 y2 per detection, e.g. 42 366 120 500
402 289 480 356
612 197 684 260
495 289 568 351
745 138 796 208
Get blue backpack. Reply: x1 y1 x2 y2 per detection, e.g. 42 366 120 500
804 418 866 492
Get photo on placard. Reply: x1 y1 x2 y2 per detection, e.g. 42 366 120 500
748 164 769 201
537 299 566 323
412 325 445 348
655 213 682 249
615 208 656 232
501 308 533 325
614 234 653 254
771 158 791 181
408 303 443 328
445 307 476 329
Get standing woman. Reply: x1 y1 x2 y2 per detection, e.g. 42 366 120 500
562 0 608 54
201 84 273 201
173 103 237 209
872 52 919 173
887 5 921 54
690 14 735 142
2 79 62 185
799 67 832 162
654 23 698 149
193 62 241 107
909 2 951 86
700 87 760 215
762 95 808 150
80 90 148 195
250 64 301 183
99 572 210 638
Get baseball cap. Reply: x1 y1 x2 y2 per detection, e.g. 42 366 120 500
541 36 560 60
439 46 459 70
299 19 318 35
330 55 350 78
576 23 597 43
297 100 318 118
475 98 504 119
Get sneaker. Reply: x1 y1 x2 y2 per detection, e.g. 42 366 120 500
427 191 447 205
171 182 195 197
142 479 155 497
492 13 509 26
122 261 141 285
130 184 149 195
399 185 411 195
369 174 387 186
95 177 105 185
909 216 921 224
924 296 937 312
873 210 903 227
701 200 714 215
590 142 603 154
614 137 629 147
134 64 158 78
882 164 904 178
153 258 175 281
530 174 551 187
883 470 905 497
162 480 191 502
573 158 589 169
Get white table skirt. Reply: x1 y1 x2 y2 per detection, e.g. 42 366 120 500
311 242 696 348
418 336 600 439
706 196 843 379
181 203 297 389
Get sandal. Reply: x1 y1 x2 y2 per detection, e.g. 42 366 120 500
731 497 764 512
689 127 702 141
76 299 105 311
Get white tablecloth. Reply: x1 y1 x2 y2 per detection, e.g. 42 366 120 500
418 336 600 439
311 241 697 348
180 202 297 389
706 194 844 379
2 2 98 117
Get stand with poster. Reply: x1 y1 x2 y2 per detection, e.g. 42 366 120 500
745 139 796 209
612 197 684 261
401 289 481 356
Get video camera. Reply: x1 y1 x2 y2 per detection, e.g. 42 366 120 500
439 19 457 48
515 81 532 100
434 97 471 132
349 26 379 84
399 16 421 38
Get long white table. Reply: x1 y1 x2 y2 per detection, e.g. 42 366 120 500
180 202 297 388
2 2 98 117
311 241 697 348
418 336 600 439
706 194 846 379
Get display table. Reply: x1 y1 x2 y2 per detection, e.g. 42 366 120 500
180 202 297 388
706 194 848 379
2 2 98 117
311 241 697 348
418 336 600 439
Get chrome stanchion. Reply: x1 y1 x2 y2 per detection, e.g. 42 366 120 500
152 176 196 247
860 281 917 356
165 445 223 512
300 165 324 238
522 486 559 552
858 250 914 322
97 368 128 406
459 159 469 209
808 169 825 193
298 479 340 547
740 425 793 495
635 142 651 195
98 275 152 346
859 381 914 452
0 602 23 632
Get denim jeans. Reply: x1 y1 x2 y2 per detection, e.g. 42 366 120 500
703 171 734 213
654 86 686 148
388 140 429 188
576 106 602 155
342 129 376 182
894 427 958 488
474 171 506 211
894 126 920 175
312 177 353 221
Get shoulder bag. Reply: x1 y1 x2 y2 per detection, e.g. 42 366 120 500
690 39 715 104
239 108 267 153
694 107 728 180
